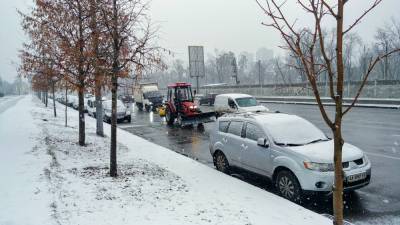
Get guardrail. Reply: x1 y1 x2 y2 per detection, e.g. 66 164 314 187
256 96 400 109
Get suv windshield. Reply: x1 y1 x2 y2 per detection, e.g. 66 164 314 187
235 97 257 107
265 117 328 146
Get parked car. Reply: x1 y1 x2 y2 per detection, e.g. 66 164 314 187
71 96 79 109
120 95 134 104
87 96 107 118
214 93 268 117
102 100 131 123
66 95 75 107
209 112 371 202
0 92 4 97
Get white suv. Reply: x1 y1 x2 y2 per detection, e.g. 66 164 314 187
209 112 371 202
102 100 131 123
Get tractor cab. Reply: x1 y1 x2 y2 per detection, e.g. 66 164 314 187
168 82 195 112
165 82 215 127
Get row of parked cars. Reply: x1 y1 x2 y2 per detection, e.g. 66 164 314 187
204 93 371 203
55 94 131 123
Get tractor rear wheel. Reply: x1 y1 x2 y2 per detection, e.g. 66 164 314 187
165 106 175 125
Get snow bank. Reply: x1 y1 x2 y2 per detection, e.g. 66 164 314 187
0 96 332 225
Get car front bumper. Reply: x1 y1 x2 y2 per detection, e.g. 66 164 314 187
296 163 372 192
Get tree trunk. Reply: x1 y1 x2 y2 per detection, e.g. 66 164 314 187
90 0 104 137
78 88 85 146
45 91 48 107
65 86 68 127
110 75 118 177
52 81 57 117
332 122 344 225
333 1 345 225
77 1 86 147
109 0 118 177
95 86 104 136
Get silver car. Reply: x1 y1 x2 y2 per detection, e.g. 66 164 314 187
209 112 371 202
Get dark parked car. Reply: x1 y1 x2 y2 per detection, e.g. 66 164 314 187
198 93 217 106
0 93 4 97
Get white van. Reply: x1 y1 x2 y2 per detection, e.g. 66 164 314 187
87 96 107 118
214 93 268 116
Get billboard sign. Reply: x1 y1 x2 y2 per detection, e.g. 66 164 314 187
188 46 205 78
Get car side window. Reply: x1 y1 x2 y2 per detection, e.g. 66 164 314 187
245 123 264 141
219 121 229 133
227 121 243 136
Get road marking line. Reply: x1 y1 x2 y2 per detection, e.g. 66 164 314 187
365 151 400 161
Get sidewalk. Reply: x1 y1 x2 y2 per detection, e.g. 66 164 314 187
0 96 332 225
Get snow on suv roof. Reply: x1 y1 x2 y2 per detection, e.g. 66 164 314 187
217 93 253 98
252 113 303 125
221 112 302 125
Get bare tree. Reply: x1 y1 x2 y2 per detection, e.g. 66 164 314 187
100 0 164 177
256 1 400 225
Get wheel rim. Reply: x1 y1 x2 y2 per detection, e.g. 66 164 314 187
216 154 226 171
279 176 295 199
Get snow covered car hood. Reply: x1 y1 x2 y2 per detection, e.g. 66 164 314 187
238 105 269 113
287 140 364 163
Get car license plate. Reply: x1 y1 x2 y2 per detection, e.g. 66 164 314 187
346 172 366 183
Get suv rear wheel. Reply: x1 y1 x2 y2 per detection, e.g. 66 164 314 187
275 170 302 203
214 152 230 174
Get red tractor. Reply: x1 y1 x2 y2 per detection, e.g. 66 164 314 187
165 82 215 127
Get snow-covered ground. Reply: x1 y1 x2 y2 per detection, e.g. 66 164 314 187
1 95 336 225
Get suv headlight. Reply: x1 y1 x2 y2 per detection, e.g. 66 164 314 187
363 154 370 165
304 162 334 172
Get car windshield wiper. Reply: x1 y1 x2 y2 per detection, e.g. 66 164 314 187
305 138 330 145
275 142 304 147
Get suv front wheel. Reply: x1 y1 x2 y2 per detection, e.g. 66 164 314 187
275 170 302 203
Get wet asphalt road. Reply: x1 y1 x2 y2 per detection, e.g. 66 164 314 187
119 102 400 224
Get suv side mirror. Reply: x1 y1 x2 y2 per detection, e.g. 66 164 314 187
228 99 236 109
257 138 269 148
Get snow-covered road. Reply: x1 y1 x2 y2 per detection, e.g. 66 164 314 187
0 95 24 114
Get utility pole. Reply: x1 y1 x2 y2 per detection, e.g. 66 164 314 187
258 60 263 95
196 76 200 94
232 57 239 85
258 60 262 84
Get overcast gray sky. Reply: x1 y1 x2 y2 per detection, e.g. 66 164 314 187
1 0 399 82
